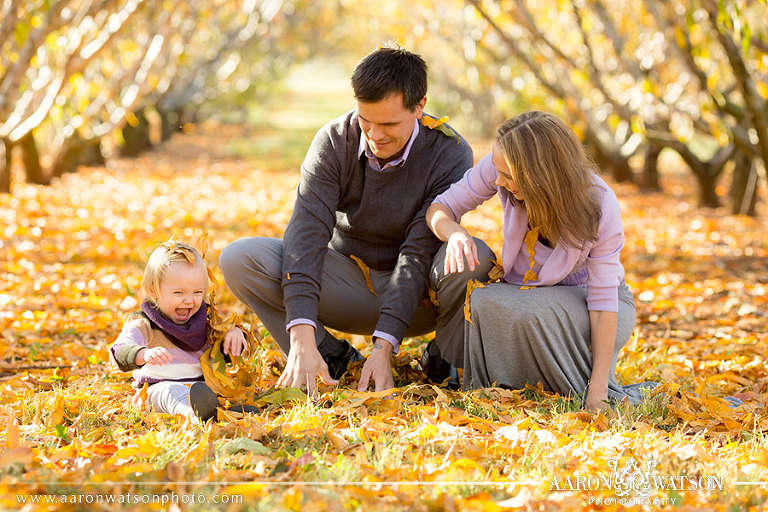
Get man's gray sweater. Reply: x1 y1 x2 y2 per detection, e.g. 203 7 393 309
282 110 474 341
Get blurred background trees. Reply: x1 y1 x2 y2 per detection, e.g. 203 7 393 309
2 0 766 216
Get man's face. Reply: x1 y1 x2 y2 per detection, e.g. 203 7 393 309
357 93 426 164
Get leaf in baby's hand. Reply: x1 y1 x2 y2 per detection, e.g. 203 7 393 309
350 255 377 296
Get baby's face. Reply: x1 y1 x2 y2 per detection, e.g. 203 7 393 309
156 260 207 324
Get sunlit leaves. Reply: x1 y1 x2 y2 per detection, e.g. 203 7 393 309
1 112 767 510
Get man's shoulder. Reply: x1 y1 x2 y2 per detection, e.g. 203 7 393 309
419 114 470 147
317 110 360 139
415 113 472 165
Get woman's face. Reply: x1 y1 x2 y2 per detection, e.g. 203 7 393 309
492 142 523 201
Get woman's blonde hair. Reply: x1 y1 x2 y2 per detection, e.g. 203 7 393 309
496 111 601 247
141 239 207 306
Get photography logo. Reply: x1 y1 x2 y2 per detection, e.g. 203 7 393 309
550 457 724 506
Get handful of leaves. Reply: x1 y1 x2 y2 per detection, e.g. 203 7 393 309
200 291 261 408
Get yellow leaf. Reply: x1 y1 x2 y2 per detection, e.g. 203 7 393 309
185 427 210 464
428 288 439 307
5 409 19 449
197 232 210 259
521 226 540 287
487 259 504 281
47 393 65 428
464 279 486 324
0 447 33 468
257 387 306 406
350 255 377 296
421 113 460 143
139 382 149 409
421 114 449 129
201 302 260 405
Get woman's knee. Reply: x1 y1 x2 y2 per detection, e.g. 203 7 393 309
469 284 539 325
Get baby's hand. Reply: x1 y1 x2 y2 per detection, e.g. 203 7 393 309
138 347 171 365
224 328 247 357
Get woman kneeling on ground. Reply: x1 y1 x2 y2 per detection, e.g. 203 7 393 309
426 111 657 410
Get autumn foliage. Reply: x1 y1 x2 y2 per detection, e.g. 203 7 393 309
0 113 765 510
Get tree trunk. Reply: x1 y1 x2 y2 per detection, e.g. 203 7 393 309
81 138 105 167
157 107 184 141
0 138 11 194
640 143 662 191
694 169 721 208
19 131 49 185
51 133 104 178
586 139 634 182
729 152 758 216
120 109 152 157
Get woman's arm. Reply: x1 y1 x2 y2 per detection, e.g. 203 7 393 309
426 203 480 274
585 309 617 411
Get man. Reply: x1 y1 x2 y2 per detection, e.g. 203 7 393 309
220 45 493 396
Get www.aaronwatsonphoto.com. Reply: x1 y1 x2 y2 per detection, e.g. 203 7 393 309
16 491 244 506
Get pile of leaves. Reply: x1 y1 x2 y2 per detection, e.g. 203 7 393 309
1 120 767 511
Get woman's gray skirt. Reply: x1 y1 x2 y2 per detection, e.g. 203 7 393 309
462 281 657 404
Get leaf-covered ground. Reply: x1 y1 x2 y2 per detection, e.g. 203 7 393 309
2 87 768 511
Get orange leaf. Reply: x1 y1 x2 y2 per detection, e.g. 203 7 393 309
521 226 540 286
487 259 504 281
421 114 449 129
350 254 378 296
464 279 486 324
5 409 19 449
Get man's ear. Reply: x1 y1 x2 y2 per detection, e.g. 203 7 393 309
415 96 427 117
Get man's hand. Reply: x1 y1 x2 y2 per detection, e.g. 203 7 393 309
223 327 247 357
276 324 337 397
358 338 395 392
136 347 171 365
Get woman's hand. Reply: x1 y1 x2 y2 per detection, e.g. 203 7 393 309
585 385 609 411
426 202 479 274
224 327 248 357
136 347 171 365
585 310 617 412
444 230 480 274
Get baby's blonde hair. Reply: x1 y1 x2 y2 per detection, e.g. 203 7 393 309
141 239 207 306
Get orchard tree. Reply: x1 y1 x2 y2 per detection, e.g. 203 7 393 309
461 0 767 213
0 0 290 193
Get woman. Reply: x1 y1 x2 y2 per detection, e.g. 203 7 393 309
426 111 655 410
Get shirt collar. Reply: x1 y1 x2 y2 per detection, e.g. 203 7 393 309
358 118 420 171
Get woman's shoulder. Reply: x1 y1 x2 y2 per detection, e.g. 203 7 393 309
589 173 620 205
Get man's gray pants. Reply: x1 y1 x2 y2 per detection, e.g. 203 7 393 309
219 237 494 367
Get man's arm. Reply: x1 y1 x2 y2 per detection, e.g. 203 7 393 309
375 131 474 344
358 129 473 391
278 121 345 392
